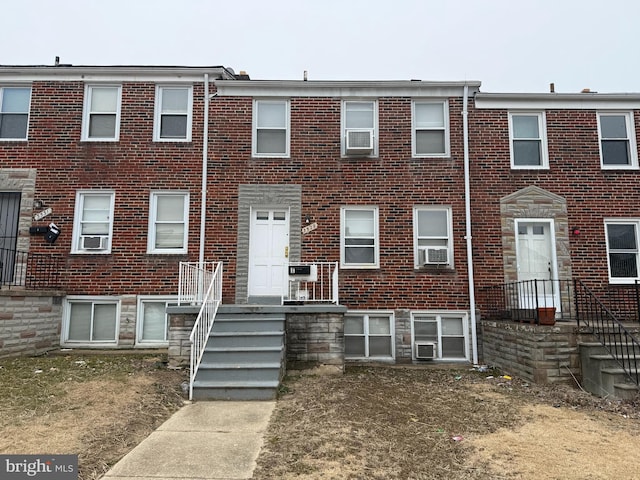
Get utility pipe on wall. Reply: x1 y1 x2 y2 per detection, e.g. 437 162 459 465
463 83 479 365
198 73 209 268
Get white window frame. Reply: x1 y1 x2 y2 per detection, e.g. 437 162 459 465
62 296 121 346
412 100 450 157
252 99 290 157
508 111 549 169
597 111 638 170
136 296 177 346
71 190 116 254
605 219 640 284
411 311 469 361
344 311 395 360
153 85 193 142
81 84 122 141
0 85 31 141
413 206 453 268
147 191 189 254
340 206 380 269
342 100 378 157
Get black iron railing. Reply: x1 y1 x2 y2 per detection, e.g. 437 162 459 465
574 279 640 386
479 279 574 324
0 248 63 289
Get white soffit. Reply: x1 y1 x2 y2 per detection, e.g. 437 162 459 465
475 93 640 110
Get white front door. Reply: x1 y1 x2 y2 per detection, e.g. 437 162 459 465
516 220 559 309
248 208 289 297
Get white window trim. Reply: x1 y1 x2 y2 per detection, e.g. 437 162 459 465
136 296 176 346
508 111 549 169
153 85 193 142
81 84 122 141
252 99 290 158
604 219 640 284
411 100 450 158
340 206 380 269
341 99 379 157
344 311 395 361
411 311 469 361
0 85 31 141
413 206 453 268
61 296 121 347
597 111 638 170
71 190 116 254
147 191 189 254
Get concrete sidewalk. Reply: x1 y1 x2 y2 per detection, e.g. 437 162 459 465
103 401 275 480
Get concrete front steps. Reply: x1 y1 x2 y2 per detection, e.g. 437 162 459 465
191 306 285 401
579 342 640 400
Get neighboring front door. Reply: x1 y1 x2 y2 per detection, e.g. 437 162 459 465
516 220 560 309
248 208 289 298
0 192 21 284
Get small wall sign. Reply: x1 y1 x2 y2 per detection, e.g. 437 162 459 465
33 207 52 221
302 222 318 235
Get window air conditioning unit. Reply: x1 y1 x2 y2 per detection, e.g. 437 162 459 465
420 247 449 265
415 342 437 360
346 129 373 155
81 235 108 250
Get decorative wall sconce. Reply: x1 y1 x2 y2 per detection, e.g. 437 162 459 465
33 199 46 209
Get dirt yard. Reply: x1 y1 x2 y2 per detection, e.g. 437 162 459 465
2 354 640 479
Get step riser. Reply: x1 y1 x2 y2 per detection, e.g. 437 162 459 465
196 368 282 383
202 350 283 363
192 387 278 401
212 320 285 333
207 335 283 348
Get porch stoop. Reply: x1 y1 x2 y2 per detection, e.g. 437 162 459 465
191 307 286 401
579 342 640 400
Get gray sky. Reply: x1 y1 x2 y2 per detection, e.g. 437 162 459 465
3 0 638 93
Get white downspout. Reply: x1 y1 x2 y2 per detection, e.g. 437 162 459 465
198 74 209 269
463 84 479 365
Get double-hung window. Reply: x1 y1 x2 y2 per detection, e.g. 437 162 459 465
82 85 122 141
412 313 468 360
154 86 193 141
148 192 189 254
343 100 377 156
598 112 638 169
413 101 449 157
72 191 115 254
414 207 452 267
137 297 176 345
509 112 548 168
341 206 379 268
605 220 640 283
0 86 31 140
253 99 290 157
64 297 119 344
345 312 394 359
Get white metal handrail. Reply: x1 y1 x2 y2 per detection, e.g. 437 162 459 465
178 261 218 305
286 262 339 304
188 261 223 400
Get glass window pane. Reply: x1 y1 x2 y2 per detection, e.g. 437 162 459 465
89 114 116 137
442 317 463 335
346 102 374 129
369 337 392 356
257 129 286 154
345 316 364 334
415 103 444 128
416 130 445 154
273 211 286 221
369 316 390 334
91 87 118 112
0 114 28 138
81 223 109 235
442 337 465 358
258 102 286 128
600 115 627 138
161 88 188 113
345 247 374 264
160 115 187 138
93 304 117 341
68 303 91 341
513 140 542 166
345 210 374 236
610 253 638 278
513 115 539 139
156 195 184 222
345 336 365 356
256 211 269 220
608 224 637 250
2 88 30 112
417 210 447 237
414 320 437 336
155 224 184 248
602 140 630 165
141 302 167 341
